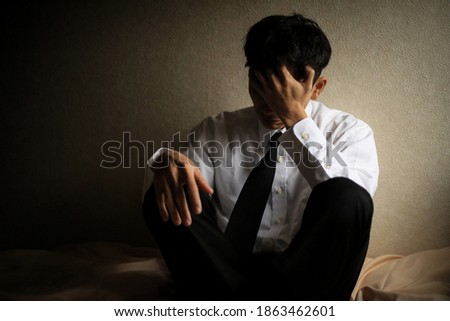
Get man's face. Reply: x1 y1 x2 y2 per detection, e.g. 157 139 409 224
248 70 285 129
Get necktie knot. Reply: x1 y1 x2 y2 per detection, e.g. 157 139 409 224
268 131 282 147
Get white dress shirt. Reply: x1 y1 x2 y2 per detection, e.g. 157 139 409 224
143 100 379 253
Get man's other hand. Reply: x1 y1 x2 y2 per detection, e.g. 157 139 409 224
250 65 315 128
152 150 214 226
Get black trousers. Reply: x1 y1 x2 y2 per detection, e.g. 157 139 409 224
142 177 373 300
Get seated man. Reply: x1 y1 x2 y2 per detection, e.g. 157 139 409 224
142 13 379 300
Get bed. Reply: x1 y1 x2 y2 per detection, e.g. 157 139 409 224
0 242 448 300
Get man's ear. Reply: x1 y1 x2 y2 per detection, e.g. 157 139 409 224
311 76 327 100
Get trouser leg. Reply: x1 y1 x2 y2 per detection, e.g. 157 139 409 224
142 185 247 300
270 177 374 300
143 177 373 300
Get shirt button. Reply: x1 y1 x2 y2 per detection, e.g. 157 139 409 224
301 132 310 140
275 187 284 194
273 218 281 225
265 239 273 247
324 163 331 169
276 156 285 163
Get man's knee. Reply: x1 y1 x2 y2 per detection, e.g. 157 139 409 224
315 177 371 201
142 185 161 232
310 177 373 227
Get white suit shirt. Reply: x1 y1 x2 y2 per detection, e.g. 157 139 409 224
143 100 379 253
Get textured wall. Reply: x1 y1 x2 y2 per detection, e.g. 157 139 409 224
2 0 449 256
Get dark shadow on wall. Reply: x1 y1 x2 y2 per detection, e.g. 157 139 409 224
0 1 184 249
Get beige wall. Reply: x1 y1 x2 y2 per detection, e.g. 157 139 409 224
2 0 449 257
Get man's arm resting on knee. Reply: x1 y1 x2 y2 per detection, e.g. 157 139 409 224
144 148 214 226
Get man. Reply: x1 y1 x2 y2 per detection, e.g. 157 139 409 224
142 13 378 300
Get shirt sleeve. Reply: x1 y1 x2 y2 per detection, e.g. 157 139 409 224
278 116 379 196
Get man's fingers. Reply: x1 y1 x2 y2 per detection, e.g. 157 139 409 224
154 178 169 222
165 164 192 226
249 78 265 98
163 182 182 226
186 176 202 215
152 150 209 227
167 169 192 226
279 65 294 84
253 69 270 90
173 185 192 226
305 66 315 88
194 169 214 195
267 69 283 90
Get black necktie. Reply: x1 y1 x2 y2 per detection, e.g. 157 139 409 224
225 131 282 255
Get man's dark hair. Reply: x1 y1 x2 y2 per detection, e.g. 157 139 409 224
244 13 331 82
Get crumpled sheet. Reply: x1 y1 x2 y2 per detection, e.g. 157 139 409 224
0 242 448 300
351 247 450 300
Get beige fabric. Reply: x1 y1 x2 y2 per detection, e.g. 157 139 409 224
1 242 448 300
352 247 450 300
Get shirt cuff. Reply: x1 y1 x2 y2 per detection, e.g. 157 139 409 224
147 147 172 170
279 117 330 188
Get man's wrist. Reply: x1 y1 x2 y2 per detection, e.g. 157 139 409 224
282 107 308 129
